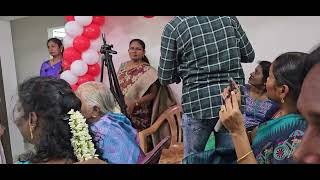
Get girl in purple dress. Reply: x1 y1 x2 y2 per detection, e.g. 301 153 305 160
40 38 63 78
244 61 279 131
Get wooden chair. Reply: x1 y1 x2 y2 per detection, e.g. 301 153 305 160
138 105 183 153
139 136 170 164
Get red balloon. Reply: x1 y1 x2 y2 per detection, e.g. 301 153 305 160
77 74 95 85
144 16 154 18
62 60 72 70
87 63 101 77
73 35 90 53
83 23 101 40
92 16 106 25
63 47 81 63
65 16 75 22
71 84 79 92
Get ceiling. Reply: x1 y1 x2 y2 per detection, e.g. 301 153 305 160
0 16 29 21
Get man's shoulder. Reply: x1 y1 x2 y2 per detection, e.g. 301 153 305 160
164 16 184 30
165 16 193 29
167 16 237 28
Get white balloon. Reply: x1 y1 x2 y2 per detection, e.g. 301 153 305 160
75 16 93 26
82 49 99 65
70 60 88 76
90 37 103 52
60 70 78 85
63 35 74 48
65 21 83 38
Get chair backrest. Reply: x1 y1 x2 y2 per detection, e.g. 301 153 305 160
138 105 183 153
139 136 170 164
160 105 183 145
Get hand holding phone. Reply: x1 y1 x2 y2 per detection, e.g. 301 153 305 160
214 78 238 132
226 78 236 99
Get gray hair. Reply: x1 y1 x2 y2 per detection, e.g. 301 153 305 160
76 81 117 114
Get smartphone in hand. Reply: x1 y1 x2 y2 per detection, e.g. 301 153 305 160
215 77 236 132
226 77 236 99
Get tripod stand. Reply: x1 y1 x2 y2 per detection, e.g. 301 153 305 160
100 33 129 118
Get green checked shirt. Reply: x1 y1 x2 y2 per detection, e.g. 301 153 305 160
158 16 254 120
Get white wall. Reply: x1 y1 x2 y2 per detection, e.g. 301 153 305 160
238 16 320 82
0 20 24 161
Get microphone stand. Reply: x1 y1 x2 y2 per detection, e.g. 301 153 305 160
99 33 129 118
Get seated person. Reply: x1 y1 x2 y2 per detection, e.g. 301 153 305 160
14 77 105 164
75 81 145 164
219 52 310 164
244 61 279 131
184 52 311 164
294 46 320 164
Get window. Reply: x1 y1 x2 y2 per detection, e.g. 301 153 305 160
48 26 66 40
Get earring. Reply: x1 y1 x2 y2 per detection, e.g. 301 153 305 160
281 98 285 104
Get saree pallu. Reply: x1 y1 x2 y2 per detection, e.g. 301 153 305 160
253 113 307 164
90 112 145 164
118 62 177 147
183 113 307 164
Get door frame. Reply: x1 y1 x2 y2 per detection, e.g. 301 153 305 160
0 57 13 164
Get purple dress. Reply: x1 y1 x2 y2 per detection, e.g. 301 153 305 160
40 59 62 78
244 84 279 130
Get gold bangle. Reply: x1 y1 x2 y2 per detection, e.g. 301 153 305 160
237 150 253 163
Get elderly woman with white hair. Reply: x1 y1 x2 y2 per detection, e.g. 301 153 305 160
75 81 145 164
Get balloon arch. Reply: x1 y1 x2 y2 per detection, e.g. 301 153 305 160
61 16 154 91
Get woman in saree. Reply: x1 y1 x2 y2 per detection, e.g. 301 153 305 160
118 39 176 130
14 77 106 164
184 52 311 164
117 39 176 149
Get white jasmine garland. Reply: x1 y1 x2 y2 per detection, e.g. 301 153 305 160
68 109 99 162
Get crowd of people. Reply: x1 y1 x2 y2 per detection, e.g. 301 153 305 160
0 16 320 164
